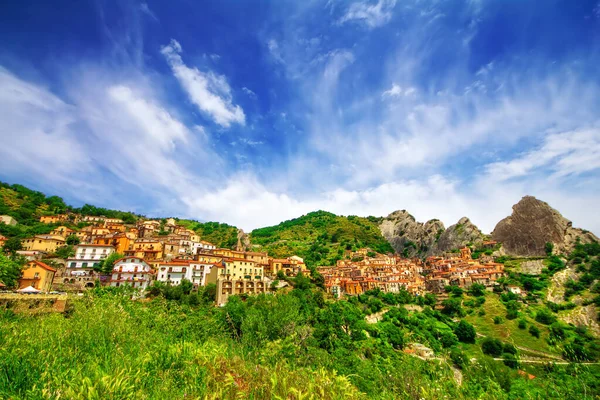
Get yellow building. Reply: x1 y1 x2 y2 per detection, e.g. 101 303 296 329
222 258 264 281
18 260 57 292
94 233 132 254
50 226 75 239
39 215 67 224
21 235 66 253
196 253 223 264
124 239 163 261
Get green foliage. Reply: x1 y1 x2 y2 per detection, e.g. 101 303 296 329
54 245 75 259
0 253 23 288
545 242 554 256
249 211 394 266
468 283 486 297
66 234 80 246
535 308 557 325
2 237 22 254
454 320 476 343
529 325 541 338
178 220 240 249
481 337 504 357
94 252 124 275
442 298 463 317
493 316 504 325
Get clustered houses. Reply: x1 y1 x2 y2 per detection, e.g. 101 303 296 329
320 247 504 298
16 214 505 304
20 214 308 303
424 247 504 293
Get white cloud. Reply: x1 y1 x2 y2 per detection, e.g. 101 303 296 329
382 83 416 98
339 0 397 28
0 68 91 185
485 128 600 181
161 39 245 128
139 2 158 21
242 87 257 98
267 39 285 64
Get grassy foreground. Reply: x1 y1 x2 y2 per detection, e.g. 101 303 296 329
0 288 599 399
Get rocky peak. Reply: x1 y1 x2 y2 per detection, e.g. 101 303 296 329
491 196 599 257
431 217 484 255
379 212 445 257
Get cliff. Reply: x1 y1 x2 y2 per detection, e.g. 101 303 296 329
491 196 599 257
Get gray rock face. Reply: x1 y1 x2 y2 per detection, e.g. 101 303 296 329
491 196 599 257
379 211 444 257
379 212 484 257
432 217 484 255
236 229 251 251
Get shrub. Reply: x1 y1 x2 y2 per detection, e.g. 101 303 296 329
449 348 468 369
481 338 504 357
493 316 503 325
535 308 556 325
529 325 541 338
503 353 519 369
518 319 527 330
454 320 476 343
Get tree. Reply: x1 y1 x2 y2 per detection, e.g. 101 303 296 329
535 308 556 325
0 253 23 288
66 234 80 246
442 298 463 316
454 320 476 343
55 245 75 259
179 278 193 295
94 252 124 275
2 237 22 255
481 338 503 357
529 325 541 338
468 283 486 297
545 242 554 256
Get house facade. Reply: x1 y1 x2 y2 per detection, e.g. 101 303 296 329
110 257 153 290
21 235 65 253
18 261 56 292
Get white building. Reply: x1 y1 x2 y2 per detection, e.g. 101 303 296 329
65 244 115 287
156 260 219 287
189 262 219 287
111 257 153 290
157 261 190 285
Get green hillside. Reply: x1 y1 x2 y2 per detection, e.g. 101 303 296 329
177 219 240 249
250 211 394 266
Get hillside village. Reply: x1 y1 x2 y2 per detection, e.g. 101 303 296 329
2 183 600 398
0 209 512 305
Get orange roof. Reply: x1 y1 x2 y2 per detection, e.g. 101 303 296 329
29 260 57 272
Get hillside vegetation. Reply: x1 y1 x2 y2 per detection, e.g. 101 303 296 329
2 283 599 399
0 182 239 249
250 211 394 266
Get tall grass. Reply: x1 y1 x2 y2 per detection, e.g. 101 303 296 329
0 291 599 399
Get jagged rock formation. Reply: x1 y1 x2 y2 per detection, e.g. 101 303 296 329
236 229 251 251
432 217 484 255
379 212 484 257
492 196 599 257
379 211 444 257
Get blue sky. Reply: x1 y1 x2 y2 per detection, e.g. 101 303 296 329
1 0 599 234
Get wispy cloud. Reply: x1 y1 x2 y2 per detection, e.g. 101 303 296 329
339 0 397 28
485 128 600 182
139 2 158 21
161 39 245 128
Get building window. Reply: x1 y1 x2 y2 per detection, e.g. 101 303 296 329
82 263 88 268
70 262 76 268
